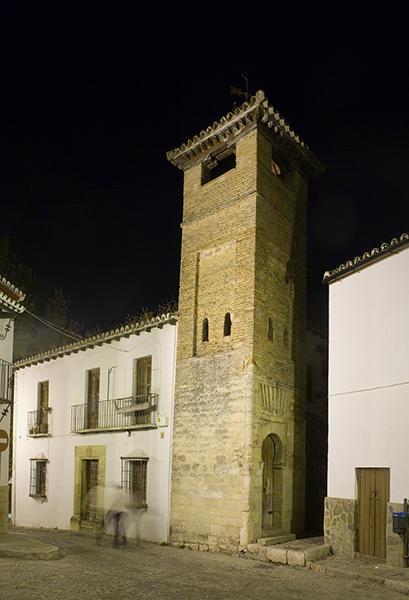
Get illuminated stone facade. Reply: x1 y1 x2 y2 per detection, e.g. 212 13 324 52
168 91 322 551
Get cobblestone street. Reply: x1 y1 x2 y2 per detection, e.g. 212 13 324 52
0 528 404 600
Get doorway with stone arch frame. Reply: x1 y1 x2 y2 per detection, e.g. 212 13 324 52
261 433 283 534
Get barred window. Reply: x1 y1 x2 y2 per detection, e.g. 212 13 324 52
121 458 148 508
29 459 47 498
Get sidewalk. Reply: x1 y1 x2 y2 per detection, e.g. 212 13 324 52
244 534 409 597
0 530 62 559
307 554 409 597
2 527 409 597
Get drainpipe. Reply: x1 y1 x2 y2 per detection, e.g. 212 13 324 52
107 366 117 401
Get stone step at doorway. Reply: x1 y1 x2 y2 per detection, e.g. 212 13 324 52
245 536 331 566
257 533 296 546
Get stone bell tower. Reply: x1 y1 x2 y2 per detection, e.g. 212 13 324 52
167 90 323 552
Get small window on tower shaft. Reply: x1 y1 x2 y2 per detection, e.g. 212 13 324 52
268 318 274 341
201 146 236 185
271 160 282 177
283 326 289 347
224 313 232 337
202 318 209 342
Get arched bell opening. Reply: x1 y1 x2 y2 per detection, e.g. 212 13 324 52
261 433 283 532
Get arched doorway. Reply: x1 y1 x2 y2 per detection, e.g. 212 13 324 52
262 434 283 531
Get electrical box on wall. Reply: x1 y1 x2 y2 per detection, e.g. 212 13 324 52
157 415 169 427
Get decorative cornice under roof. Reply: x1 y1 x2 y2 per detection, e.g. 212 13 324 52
323 233 409 284
0 275 26 314
14 312 178 369
166 90 324 177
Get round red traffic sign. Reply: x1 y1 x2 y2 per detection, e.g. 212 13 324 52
0 429 9 452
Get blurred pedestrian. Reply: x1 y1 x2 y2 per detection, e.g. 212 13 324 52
106 486 130 548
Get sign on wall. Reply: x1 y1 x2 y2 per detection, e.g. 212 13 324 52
0 429 9 453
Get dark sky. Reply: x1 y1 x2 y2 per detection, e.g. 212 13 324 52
5 5 409 332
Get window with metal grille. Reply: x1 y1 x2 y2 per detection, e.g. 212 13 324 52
121 458 148 508
29 459 47 497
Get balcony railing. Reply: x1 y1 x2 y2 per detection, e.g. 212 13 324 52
71 394 158 433
0 358 13 404
28 409 50 436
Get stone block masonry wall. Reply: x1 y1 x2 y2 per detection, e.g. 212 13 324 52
324 498 407 566
387 502 406 567
0 485 8 532
171 131 259 552
252 130 308 536
324 497 357 556
171 123 309 551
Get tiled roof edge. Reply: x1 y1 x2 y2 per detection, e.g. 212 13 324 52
14 312 179 369
0 275 26 314
323 233 409 284
166 90 323 174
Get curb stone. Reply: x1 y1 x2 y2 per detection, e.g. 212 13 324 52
385 580 409 596
307 560 409 597
306 560 385 584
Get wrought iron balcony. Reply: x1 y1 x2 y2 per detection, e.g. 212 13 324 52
71 394 158 433
0 358 13 405
27 409 51 436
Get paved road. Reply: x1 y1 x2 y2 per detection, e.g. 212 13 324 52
0 528 403 600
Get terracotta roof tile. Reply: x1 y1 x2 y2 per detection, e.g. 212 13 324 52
15 312 178 369
323 233 409 283
0 275 26 313
167 90 323 177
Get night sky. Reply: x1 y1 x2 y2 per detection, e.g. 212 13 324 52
6 6 409 333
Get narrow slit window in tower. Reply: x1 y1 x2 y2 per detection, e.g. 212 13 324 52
268 318 274 341
224 313 232 337
202 318 209 342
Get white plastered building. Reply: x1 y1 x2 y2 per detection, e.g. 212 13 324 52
0 275 25 532
324 233 409 565
12 313 177 543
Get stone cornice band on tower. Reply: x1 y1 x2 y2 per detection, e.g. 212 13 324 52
0 275 26 314
166 90 324 177
323 233 409 284
14 312 178 369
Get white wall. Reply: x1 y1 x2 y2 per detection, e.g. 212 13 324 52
0 319 14 488
327 247 409 501
0 318 13 364
13 323 177 543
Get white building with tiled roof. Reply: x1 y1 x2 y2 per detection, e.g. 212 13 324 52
12 313 177 544
323 233 409 566
0 274 26 532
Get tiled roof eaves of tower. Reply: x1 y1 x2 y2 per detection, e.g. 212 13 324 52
323 233 409 284
14 312 178 369
166 89 324 177
0 275 26 314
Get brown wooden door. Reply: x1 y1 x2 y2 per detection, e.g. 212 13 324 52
262 435 283 531
81 459 99 521
135 357 151 397
262 435 274 529
357 468 390 559
38 381 49 431
135 357 151 424
86 368 100 429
